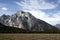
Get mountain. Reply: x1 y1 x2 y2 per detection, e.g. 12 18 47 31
0 14 10 24
0 23 28 33
55 24 60 29
0 11 59 31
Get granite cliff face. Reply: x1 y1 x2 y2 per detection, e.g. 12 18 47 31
0 11 58 31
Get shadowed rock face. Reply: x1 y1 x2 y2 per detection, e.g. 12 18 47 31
0 14 10 23
0 23 28 33
0 11 58 31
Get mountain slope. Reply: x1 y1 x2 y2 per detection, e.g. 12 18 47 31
0 11 59 31
0 23 59 33
0 23 28 33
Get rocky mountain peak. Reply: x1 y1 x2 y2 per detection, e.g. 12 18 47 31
0 14 10 19
0 14 10 23
0 11 58 31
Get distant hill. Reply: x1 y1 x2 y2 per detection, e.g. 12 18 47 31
55 24 60 29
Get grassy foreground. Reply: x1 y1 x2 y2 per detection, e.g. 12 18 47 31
0 34 60 40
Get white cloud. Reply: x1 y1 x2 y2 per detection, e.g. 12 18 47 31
23 9 60 25
44 12 60 25
1 7 8 11
15 0 60 25
15 0 57 9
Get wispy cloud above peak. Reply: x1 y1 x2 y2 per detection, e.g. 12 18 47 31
14 0 60 25
15 0 58 9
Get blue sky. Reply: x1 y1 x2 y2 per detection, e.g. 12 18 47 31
0 0 60 25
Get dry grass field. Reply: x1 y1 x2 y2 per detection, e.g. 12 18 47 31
0 34 60 40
